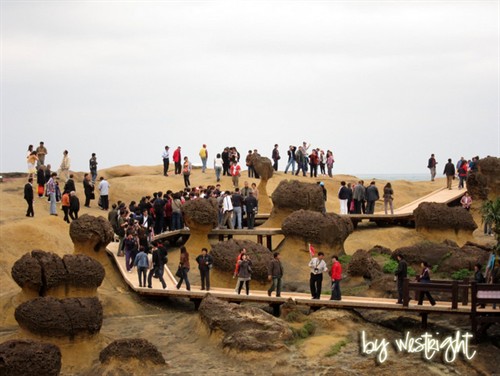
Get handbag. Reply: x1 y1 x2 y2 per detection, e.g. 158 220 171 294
90 192 95 200
175 266 183 278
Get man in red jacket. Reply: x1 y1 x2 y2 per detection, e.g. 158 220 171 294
330 255 342 301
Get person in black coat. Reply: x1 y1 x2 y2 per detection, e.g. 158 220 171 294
83 173 95 207
24 177 34 217
64 174 76 193
196 248 214 291
443 158 456 190
36 166 46 197
69 191 80 220
148 243 168 289
244 191 258 229
394 254 407 304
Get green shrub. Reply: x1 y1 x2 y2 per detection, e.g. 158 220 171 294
291 320 317 340
303 320 316 336
339 255 352 266
383 260 398 274
451 269 473 280
326 339 349 357
285 311 302 323
432 264 439 274
408 267 417 277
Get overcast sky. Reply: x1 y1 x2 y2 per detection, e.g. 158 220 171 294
1 1 498 175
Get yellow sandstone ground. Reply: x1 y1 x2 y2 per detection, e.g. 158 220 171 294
0 165 495 375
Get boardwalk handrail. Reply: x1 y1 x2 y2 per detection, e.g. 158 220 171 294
402 278 470 309
470 282 500 337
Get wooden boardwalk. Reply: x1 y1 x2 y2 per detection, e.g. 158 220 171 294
106 243 498 324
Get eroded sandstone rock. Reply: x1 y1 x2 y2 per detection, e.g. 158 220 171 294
99 338 165 365
347 249 382 279
0 339 62 376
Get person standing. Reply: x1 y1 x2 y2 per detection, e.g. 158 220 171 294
326 150 335 178
443 158 456 190
394 254 407 304
134 247 149 287
176 246 191 291
272 144 280 171
222 147 231 176
352 181 366 214
83 173 95 207
46 172 58 216
173 146 182 175
69 191 80 220
36 165 46 197
427 154 437 181
89 153 98 183
199 144 208 173
182 156 192 188
308 251 328 299
214 153 223 182
230 160 241 188
309 149 319 178
36 141 48 167
147 243 167 289
196 248 213 291
64 174 76 193
417 261 436 306
338 181 350 215
365 181 380 214
98 176 110 210
330 255 342 301
245 150 254 178
221 191 234 229
59 150 70 183
244 190 258 229
383 183 394 215
267 252 283 297
24 177 35 217
231 188 244 229
236 253 252 295
27 151 38 179
61 191 71 223
284 145 296 174
162 146 170 176
457 160 468 189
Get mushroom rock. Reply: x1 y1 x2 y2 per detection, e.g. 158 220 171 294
15 296 103 339
262 180 325 228
347 249 382 279
11 251 104 298
181 197 218 252
69 214 114 265
281 210 353 256
199 294 293 352
99 338 166 365
0 339 62 376
413 202 478 245
210 239 272 282
250 154 274 214
467 156 500 200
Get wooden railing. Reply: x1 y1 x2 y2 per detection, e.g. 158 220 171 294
402 278 470 309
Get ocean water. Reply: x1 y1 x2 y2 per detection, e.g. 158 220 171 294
355 173 431 182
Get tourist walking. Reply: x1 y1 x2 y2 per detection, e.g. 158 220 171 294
230 160 241 188
267 252 283 297
443 158 455 190
330 255 342 300
383 183 394 215
394 254 407 304
162 146 170 176
124 233 138 272
61 191 71 223
148 243 167 289
214 153 223 182
69 191 80 220
134 247 149 287
244 191 258 229
221 191 234 229
284 145 296 174
46 172 58 216
89 153 98 183
427 154 437 181
196 248 213 291
199 144 208 173
182 156 192 188
309 251 328 299
24 177 34 217
236 253 252 295
98 176 110 210
457 160 468 189
417 261 436 306
176 246 191 291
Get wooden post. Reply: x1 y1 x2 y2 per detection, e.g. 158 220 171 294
421 313 428 329
191 298 202 311
219 234 224 242
461 277 469 306
271 303 281 317
403 278 410 307
451 280 459 309
257 235 263 245
470 282 477 337
266 235 272 251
